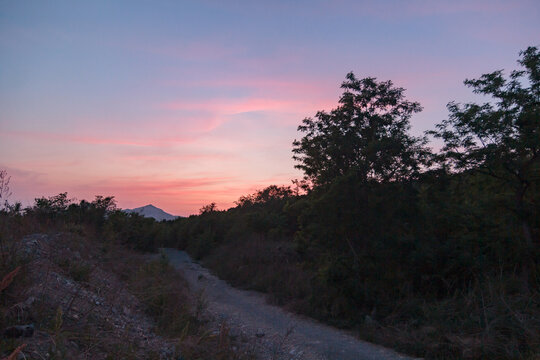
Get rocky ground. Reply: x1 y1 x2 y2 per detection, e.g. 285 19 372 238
2 233 179 359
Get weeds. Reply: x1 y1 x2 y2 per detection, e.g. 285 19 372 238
0 266 20 293
0 198 265 360
56 258 92 283
128 254 257 359
1 344 26 360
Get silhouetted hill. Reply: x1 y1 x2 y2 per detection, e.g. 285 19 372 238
124 204 178 221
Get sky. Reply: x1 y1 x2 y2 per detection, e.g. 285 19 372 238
1 0 539 216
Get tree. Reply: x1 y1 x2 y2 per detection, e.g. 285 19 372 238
33 193 72 214
292 72 428 187
91 195 117 212
69 195 117 227
199 202 217 215
235 185 293 207
0 170 12 210
429 46 540 248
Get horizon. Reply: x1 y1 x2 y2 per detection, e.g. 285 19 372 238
1 0 539 216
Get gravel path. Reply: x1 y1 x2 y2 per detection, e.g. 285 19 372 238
163 248 418 360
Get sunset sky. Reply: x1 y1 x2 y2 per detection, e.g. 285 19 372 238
1 1 539 216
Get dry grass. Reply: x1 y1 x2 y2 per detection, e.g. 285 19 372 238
354 277 540 359
193 232 540 360
204 236 312 310
0 266 20 293
1 344 26 360
0 215 260 360
126 252 257 360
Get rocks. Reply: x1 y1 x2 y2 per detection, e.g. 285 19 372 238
19 234 48 258
3 324 34 338
159 346 176 359
10 233 181 359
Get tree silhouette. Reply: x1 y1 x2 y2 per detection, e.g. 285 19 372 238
199 202 217 215
430 46 540 248
293 72 428 187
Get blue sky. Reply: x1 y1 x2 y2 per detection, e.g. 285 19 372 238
1 0 539 215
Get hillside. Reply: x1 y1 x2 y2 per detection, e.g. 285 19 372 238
0 212 258 360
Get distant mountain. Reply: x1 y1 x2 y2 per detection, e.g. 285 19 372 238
123 204 178 221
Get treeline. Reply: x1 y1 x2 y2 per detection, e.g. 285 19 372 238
166 47 540 358
1 47 538 359
0 192 173 252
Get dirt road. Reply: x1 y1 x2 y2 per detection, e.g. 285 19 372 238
163 248 417 360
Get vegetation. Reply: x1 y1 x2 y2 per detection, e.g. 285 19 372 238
292 72 429 186
0 197 256 359
1 46 538 359
164 47 540 359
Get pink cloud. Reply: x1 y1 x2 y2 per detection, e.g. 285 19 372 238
160 75 334 100
158 96 338 130
4 165 299 215
3 130 197 147
161 97 299 113
119 152 230 163
71 175 263 215
155 71 341 130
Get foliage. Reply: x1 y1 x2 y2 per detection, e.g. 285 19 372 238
167 48 540 359
292 72 429 187
32 192 72 215
430 47 539 176
0 213 253 360
130 255 193 335
429 46 540 249
235 185 293 207
199 202 218 214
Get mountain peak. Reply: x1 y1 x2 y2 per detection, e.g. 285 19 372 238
141 204 158 209
123 204 178 221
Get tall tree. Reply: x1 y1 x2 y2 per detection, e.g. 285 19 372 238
292 72 428 187
0 170 12 210
429 46 540 248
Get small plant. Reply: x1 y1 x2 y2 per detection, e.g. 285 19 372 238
0 266 20 293
1 343 26 360
56 258 92 283
52 306 63 336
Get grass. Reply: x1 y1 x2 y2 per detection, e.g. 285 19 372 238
191 234 540 360
126 251 257 360
0 212 260 360
204 236 312 309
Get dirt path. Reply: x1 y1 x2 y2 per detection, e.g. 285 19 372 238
163 248 417 360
